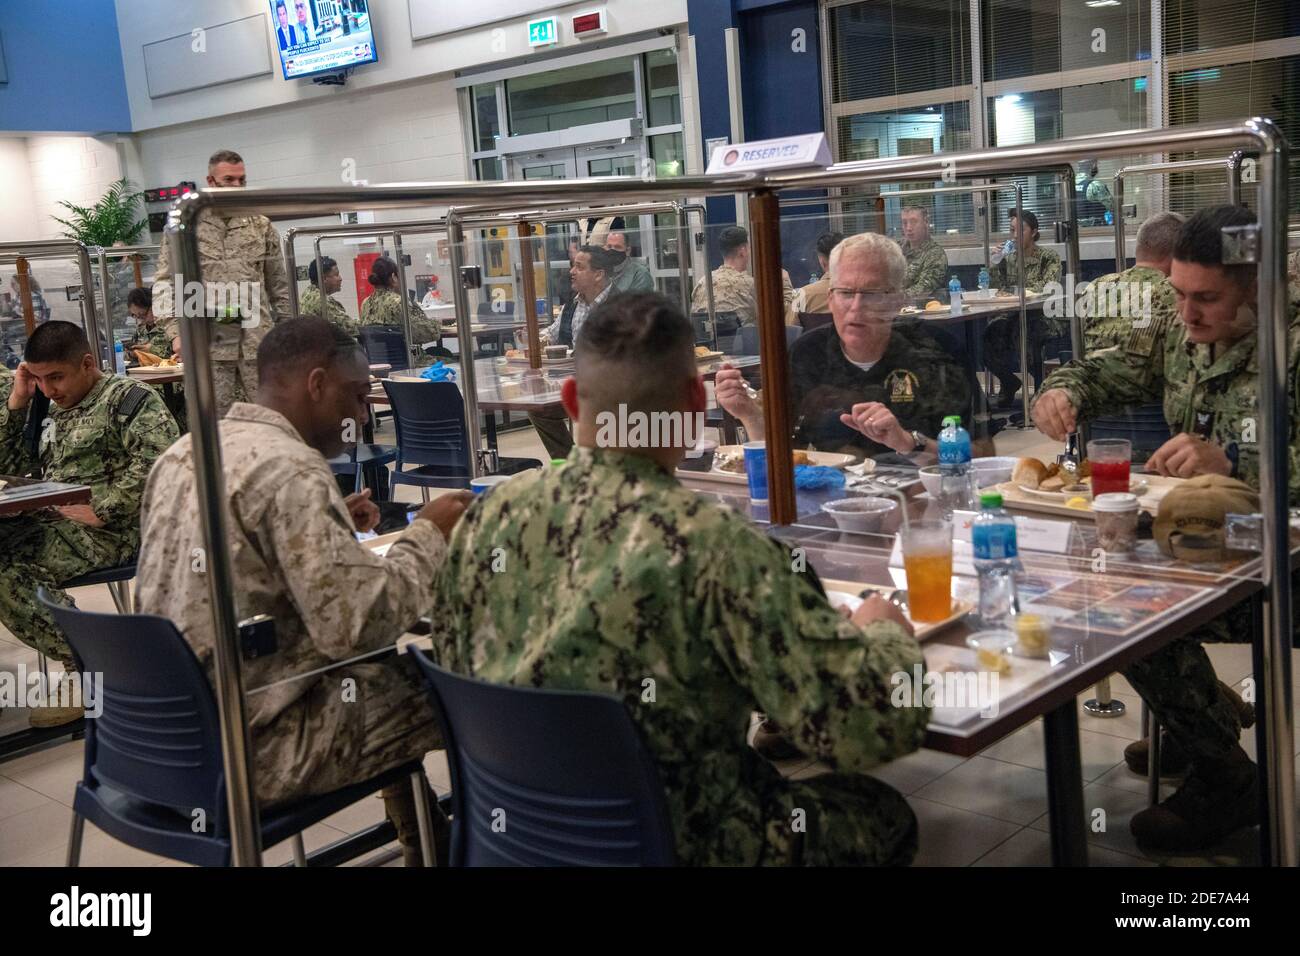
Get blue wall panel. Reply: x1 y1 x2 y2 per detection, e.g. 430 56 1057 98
0 0 132 133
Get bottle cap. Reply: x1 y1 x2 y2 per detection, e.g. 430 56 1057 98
980 492 1003 508
551 458 567 466
941 415 961 428
1092 492 1139 513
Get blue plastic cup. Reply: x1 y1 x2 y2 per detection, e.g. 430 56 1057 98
470 475 512 495
535 298 547 318
743 440 768 503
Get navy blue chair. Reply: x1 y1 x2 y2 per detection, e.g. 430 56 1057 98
382 380 541 497
37 590 434 868
408 648 675 866
358 325 411 370
798 311 833 332
61 562 137 614
691 310 741 349
328 443 398 496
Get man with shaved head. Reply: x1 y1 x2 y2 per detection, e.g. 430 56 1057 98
429 291 929 866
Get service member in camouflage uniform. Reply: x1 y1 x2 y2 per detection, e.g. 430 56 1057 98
360 257 442 367
151 150 291 414
983 209 1064 408
1034 206 1298 852
719 232 972 462
124 287 173 359
0 322 178 719
136 318 473 864
786 231 843 326
900 206 948 298
429 292 928 866
1080 212 1183 355
299 255 358 336
690 225 758 336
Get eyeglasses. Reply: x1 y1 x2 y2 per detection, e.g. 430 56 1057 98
830 288 900 307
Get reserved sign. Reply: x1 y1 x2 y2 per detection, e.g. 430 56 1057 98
706 133 832 174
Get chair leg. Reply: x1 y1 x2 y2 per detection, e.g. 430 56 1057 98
66 812 85 867
410 771 435 868
420 486 430 503
291 833 308 867
106 581 128 614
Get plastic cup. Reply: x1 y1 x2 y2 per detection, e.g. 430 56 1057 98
1087 438 1132 496
742 441 768 503
901 519 953 623
470 475 512 495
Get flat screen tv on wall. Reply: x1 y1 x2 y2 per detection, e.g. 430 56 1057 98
270 0 378 81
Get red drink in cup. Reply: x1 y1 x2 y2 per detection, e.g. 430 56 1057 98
1087 438 1132 496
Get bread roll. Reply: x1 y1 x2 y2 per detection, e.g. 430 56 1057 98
1013 457 1048 488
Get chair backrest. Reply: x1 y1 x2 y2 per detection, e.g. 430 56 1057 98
382 379 472 471
409 650 675 866
358 325 410 370
36 589 229 835
798 311 834 332
736 324 802 356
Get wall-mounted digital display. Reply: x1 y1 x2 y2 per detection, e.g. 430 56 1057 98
270 0 378 81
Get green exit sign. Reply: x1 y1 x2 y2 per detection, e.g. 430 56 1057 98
528 16 558 47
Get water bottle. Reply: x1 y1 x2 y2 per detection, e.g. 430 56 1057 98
936 415 974 516
978 266 990 292
972 491 1022 627
113 340 126 375
948 275 962 315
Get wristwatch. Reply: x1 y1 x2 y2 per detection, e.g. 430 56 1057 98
910 429 928 453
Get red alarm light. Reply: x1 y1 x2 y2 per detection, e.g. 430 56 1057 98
572 10 606 37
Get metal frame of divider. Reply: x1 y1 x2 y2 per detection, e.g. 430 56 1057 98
0 240 104 369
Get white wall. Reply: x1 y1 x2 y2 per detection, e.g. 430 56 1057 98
116 0 690 132
1 136 128 327
0 139 38 240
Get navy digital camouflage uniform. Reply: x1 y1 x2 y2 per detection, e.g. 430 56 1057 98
1039 300 1300 773
125 320 174 360
1079 265 1178 355
984 245 1065 395
901 238 949 298
360 288 442 367
0 374 179 666
299 284 359 337
428 447 929 866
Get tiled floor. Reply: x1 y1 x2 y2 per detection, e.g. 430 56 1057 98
2 416 1296 867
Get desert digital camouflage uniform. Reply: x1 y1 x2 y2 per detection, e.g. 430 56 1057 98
0 374 178 666
1288 250 1300 302
428 446 929 866
360 288 441 367
1039 300 1300 773
299 284 358 337
786 276 831 325
1078 265 1178 355
690 264 757 327
152 209 291 414
901 238 949 298
135 402 444 807
125 320 174 359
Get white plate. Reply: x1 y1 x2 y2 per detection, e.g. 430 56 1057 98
708 445 856 481
126 364 182 375
1017 478 1149 499
823 582 972 641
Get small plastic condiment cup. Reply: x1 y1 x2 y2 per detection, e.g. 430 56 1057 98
470 475 513 495
1092 492 1139 552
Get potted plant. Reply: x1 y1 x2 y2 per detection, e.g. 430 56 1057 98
52 178 149 248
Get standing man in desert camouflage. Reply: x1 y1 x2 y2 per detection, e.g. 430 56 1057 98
152 149 291 414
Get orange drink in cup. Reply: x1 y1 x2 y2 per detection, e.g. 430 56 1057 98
902 520 954 623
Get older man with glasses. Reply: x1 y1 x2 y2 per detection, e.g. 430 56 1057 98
716 232 971 464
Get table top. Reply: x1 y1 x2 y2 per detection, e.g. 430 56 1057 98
678 470 1274 755
125 368 185 384
901 293 1061 324
0 475 92 516
369 355 762 415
